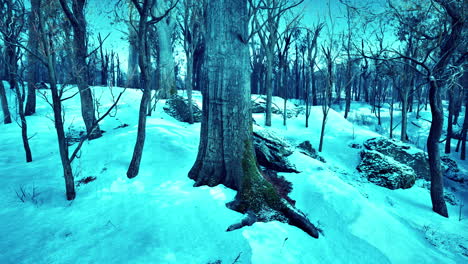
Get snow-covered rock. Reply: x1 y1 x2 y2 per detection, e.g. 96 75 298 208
363 137 429 180
357 150 416 189
251 97 304 118
297 141 326 162
163 95 202 123
253 127 299 173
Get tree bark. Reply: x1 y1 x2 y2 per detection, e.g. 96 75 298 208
445 88 454 153
189 0 318 238
127 0 153 179
38 6 76 200
25 0 40 116
427 80 448 217
13 82 33 162
154 2 176 99
0 80 11 124
59 0 102 140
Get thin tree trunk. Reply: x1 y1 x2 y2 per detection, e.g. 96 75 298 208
127 0 153 179
186 53 194 124
445 88 454 153
14 82 33 162
461 92 468 160
427 80 448 217
401 96 408 142
39 7 76 200
265 57 273 126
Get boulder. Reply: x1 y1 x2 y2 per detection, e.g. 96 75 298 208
163 95 202 123
364 137 430 180
253 127 299 173
441 156 465 183
357 150 416 189
297 141 326 162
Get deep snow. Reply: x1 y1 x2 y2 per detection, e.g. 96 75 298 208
0 82 467 264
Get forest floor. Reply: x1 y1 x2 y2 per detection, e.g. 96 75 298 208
0 82 467 264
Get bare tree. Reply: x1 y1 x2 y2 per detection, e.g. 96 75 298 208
391 0 465 217
58 0 102 139
0 0 33 162
126 0 178 179
250 0 303 126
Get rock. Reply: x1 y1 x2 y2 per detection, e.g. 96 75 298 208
251 98 304 118
163 95 202 123
253 127 299 173
297 141 326 162
363 137 430 180
357 150 416 189
363 137 464 182
441 156 465 183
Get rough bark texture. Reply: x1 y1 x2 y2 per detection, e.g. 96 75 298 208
189 0 318 239
154 2 176 99
127 22 139 88
25 0 40 116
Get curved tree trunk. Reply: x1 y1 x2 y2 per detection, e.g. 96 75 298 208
189 0 318 238
427 80 448 217
127 0 153 179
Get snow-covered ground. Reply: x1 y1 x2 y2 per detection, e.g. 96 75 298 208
0 82 467 263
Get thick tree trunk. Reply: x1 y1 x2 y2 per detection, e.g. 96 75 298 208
155 9 176 99
189 0 318 238
127 26 139 88
427 80 448 217
0 80 11 124
25 0 40 116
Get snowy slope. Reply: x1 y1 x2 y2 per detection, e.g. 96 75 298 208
0 82 467 264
